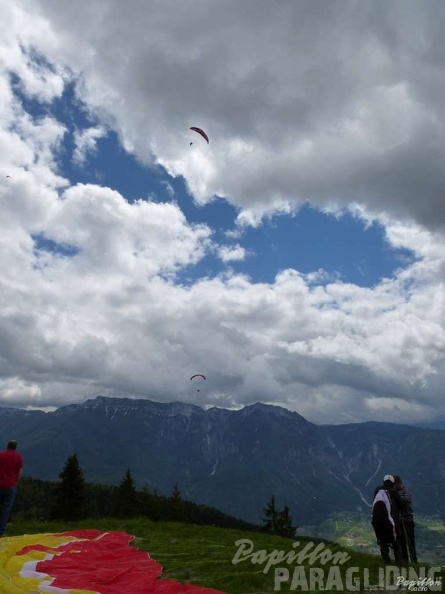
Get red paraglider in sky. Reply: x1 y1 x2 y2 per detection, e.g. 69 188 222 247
190 374 206 392
190 127 209 144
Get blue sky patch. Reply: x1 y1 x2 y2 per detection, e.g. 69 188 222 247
32 233 79 258
14 71 417 289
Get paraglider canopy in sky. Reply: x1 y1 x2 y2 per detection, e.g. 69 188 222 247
190 127 209 144
190 374 206 392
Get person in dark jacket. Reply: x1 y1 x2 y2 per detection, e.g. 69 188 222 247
393 475 417 563
371 475 402 564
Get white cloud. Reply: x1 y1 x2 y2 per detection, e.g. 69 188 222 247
73 125 107 166
0 378 42 406
0 0 445 426
10 0 445 232
217 244 247 263
161 180 175 199
0 6 65 103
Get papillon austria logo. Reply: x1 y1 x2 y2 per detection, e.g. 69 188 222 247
0 530 225 593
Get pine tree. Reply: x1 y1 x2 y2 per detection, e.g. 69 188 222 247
168 483 183 521
262 494 279 533
262 496 298 537
139 485 162 521
50 454 86 521
113 469 138 518
276 505 298 538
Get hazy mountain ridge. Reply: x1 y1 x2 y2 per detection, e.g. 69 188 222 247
0 396 443 524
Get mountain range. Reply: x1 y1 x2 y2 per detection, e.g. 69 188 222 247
1 396 444 525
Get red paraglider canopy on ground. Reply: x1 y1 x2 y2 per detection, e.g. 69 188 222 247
9 530 224 593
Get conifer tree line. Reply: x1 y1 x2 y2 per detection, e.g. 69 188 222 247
13 454 298 536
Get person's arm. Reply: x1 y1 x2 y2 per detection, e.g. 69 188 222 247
391 489 403 510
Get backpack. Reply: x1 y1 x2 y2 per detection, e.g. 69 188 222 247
372 489 397 542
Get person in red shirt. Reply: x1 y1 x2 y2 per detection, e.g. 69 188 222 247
0 440 23 536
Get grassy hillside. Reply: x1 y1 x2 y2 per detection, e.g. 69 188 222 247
299 511 445 566
7 518 444 593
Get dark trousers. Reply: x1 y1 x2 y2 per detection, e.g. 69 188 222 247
0 487 16 536
379 538 402 565
400 520 417 563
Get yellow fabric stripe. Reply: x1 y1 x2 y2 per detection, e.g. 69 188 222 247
0 533 98 594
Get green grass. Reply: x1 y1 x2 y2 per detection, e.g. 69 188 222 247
7 518 444 593
300 512 445 566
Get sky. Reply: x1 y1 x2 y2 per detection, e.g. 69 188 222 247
0 0 444 425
